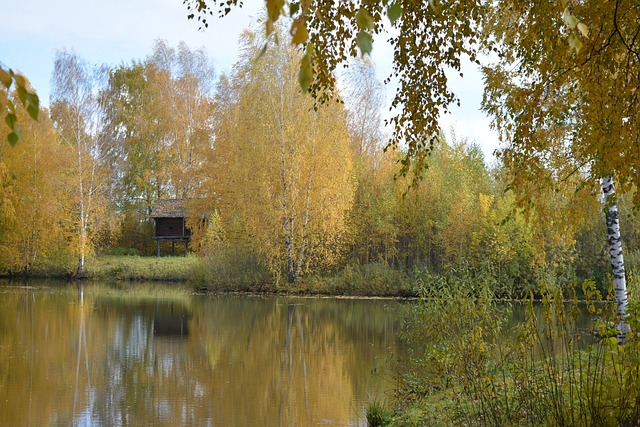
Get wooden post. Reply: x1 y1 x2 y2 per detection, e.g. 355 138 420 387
157 240 160 257
185 240 188 256
171 241 175 256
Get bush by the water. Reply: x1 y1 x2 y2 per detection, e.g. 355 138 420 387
189 245 272 292
386 273 640 426
303 262 414 296
366 399 393 426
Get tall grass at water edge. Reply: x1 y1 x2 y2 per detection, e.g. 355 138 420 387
376 271 640 426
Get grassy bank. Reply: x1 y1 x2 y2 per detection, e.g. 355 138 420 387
15 254 417 297
84 255 201 282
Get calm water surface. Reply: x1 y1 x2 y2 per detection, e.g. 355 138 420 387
0 280 406 426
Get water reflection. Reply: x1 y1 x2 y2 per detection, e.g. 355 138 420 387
0 282 405 426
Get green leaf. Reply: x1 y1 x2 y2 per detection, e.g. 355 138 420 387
27 104 39 120
8 132 19 146
26 93 39 120
0 68 11 89
356 31 373 56
298 48 314 92
289 2 300 16
4 112 17 129
298 67 311 92
356 8 374 30
16 85 27 104
387 3 403 26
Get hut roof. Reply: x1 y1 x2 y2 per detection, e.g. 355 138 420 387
151 199 187 218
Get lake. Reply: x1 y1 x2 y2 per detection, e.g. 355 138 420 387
0 280 406 426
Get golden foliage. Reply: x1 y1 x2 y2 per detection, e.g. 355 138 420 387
210 29 354 282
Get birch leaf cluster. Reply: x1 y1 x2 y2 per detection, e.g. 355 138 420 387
483 0 640 210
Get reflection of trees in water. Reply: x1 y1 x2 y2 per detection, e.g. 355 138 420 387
73 283 91 424
279 304 310 426
189 296 405 426
89 298 206 426
0 287 404 426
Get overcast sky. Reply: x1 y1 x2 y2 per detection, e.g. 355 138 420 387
0 0 500 160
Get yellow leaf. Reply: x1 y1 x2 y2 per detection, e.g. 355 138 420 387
563 8 578 29
577 22 589 38
266 0 284 22
0 68 11 88
0 89 7 110
568 34 583 53
290 18 308 45
13 73 27 89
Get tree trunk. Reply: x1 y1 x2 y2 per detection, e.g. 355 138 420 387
601 176 630 345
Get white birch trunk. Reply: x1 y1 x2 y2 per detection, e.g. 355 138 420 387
601 176 630 345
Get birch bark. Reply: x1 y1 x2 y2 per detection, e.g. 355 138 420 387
601 176 630 345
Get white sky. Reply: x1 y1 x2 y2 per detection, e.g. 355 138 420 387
0 0 500 161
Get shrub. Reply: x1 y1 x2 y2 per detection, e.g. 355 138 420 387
392 275 640 426
366 399 393 427
305 262 414 296
190 245 272 292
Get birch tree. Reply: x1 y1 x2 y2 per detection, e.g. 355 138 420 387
51 50 114 275
483 0 640 340
147 41 215 200
213 29 354 283
105 41 215 211
342 57 385 159
105 61 171 217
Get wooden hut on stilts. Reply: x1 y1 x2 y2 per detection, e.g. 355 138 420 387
151 199 191 256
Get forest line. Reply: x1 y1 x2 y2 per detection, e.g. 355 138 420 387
0 34 634 296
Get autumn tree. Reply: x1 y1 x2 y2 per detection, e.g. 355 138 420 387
106 41 216 206
212 29 354 283
185 0 484 180
342 57 396 265
105 61 171 217
51 50 116 274
104 40 215 252
147 40 215 200
483 0 640 341
342 57 385 159
0 96 75 274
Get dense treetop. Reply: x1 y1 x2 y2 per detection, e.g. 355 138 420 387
186 0 640 200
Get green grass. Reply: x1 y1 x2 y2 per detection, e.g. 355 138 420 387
85 255 200 282
366 399 393 426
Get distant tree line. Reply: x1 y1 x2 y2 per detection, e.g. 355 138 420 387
0 34 636 295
